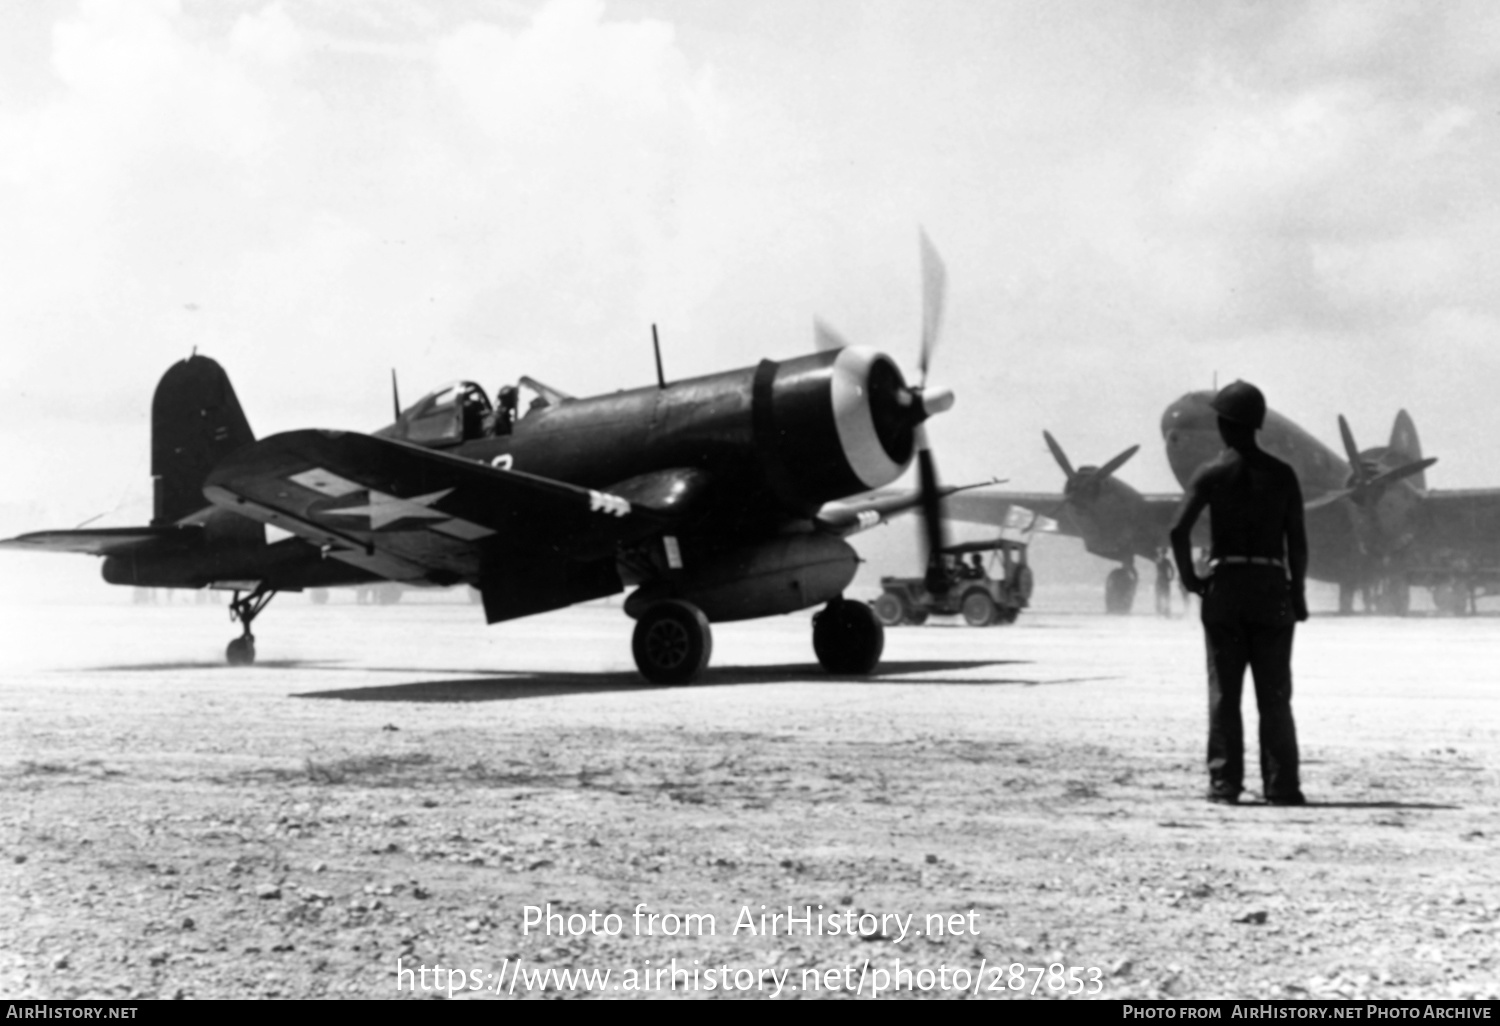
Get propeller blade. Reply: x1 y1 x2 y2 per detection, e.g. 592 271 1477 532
1338 415 1367 484
918 229 947 387
1043 431 1077 482
1096 444 1140 482
915 428 951 595
1360 457 1439 494
813 318 852 353
1304 489 1353 512
921 386 955 416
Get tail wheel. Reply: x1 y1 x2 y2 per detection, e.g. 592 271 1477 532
813 599 885 674
226 636 256 666
961 589 997 626
872 593 906 626
631 600 713 684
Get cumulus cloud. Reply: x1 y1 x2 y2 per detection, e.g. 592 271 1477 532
4 0 1500 520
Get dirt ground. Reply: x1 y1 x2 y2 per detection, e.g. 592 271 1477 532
2 594 1497 1000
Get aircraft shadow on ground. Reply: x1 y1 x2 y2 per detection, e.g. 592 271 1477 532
86 660 346 672
291 660 1115 703
1296 800 1461 811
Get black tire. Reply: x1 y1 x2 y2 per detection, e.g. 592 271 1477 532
632 600 713 684
872 593 906 626
961 589 997 626
226 637 256 666
1015 565 1034 603
1105 568 1136 615
813 599 885 674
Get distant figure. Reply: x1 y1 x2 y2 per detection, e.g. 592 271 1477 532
1170 380 1308 807
965 554 985 579
1155 554 1175 616
493 385 518 436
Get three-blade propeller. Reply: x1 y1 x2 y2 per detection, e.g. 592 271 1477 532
1337 415 1436 505
814 230 956 593
1042 431 1139 508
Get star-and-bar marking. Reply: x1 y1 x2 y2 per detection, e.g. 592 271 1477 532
289 467 496 539
289 468 364 498
324 488 454 530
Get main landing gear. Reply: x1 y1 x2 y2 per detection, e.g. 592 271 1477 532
812 598 885 675
226 585 276 666
628 597 886 684
631 600 714 685
1105 565 1138 615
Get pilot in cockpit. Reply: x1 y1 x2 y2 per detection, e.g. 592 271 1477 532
461 386 490 440
493 385 518 436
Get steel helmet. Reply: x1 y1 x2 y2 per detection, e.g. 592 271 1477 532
1211 380 1266 430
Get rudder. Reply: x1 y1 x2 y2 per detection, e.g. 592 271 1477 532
1388 410 1425 491
152 356 258 527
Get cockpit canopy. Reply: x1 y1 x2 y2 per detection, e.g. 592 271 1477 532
381 381 492 447
375 375 574 447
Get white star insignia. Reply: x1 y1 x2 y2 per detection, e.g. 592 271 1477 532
325 488 454 530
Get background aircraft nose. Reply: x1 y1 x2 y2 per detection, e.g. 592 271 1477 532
1160 393 1217 444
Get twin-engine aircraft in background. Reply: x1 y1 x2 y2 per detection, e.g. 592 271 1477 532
3 240 961 683
947 392 1500 615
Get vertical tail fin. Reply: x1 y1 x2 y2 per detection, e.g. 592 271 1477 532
1388 410 1425 491
151 356 258 528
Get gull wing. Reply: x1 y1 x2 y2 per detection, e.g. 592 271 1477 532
203 429 668 591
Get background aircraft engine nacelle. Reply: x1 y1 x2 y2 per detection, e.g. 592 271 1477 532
624 534 858 623
755 347 916 510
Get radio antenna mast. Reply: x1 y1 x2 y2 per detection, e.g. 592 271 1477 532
652 324 666 388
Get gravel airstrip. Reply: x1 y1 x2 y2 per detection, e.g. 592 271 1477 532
2 592 1497 1000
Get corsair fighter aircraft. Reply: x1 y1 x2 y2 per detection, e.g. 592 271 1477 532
3 239 959 682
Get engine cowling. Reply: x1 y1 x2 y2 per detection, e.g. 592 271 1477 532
624 533 858 623
751 346 917 510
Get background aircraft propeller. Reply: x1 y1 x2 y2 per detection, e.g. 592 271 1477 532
1337 415 1437 505
1042 431 1139 510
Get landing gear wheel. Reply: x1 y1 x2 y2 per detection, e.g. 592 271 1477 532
873 593 906 626
631 600 713 684
1105 567 1137 615
1015 565 1034 603
226 586 276 666
226 636 256 666
813 599 885 674
961 589 997 626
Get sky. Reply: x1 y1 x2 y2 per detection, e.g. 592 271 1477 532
4 0 1500 541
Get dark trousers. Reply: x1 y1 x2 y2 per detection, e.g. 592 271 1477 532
1201 569 1301 799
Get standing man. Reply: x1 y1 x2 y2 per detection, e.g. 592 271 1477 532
1154 552 1175 616
1170 381 1309 806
